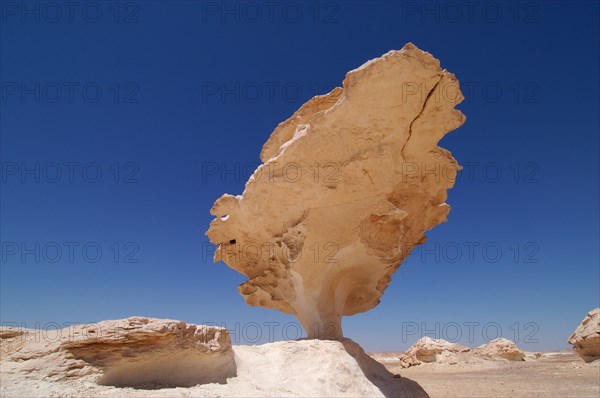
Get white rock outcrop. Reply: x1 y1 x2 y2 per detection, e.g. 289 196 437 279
0 317 236 389
475 338 525 361
398 337 470 368
568 308 600 362
0 318 429 397
398 337 527 368
206 43 466 339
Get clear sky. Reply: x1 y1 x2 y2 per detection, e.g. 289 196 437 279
1 1 598 352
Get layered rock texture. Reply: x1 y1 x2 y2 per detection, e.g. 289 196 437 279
0 317 236 389
398 337 470 368
206 43 466 339
398 337 525 368
568 308 600 362
0 318 428 397
475 338 525 361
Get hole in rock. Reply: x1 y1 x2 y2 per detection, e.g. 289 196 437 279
229 239 236 244
96 350 237 389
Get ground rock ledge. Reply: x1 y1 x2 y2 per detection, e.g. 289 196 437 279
1 317 429 397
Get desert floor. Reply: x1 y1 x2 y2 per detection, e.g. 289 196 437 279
376 351 599 398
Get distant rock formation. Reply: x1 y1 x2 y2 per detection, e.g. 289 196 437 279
398 337 470 368
475 338 525 361
398 337 525 368
206 43 466 339
568 308 600 362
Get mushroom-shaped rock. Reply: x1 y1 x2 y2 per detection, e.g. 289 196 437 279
206 43 466 339
475 338 525 361
399 337 470 368
568 308 600 362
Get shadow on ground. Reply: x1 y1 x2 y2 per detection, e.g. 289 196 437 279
342 339 430 398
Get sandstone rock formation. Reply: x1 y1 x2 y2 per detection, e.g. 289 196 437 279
0 318 429 397
0 326 26 339
474 338 525 361
0 317 235 389
568 308 600 362
397 337 527 368
398 337 470 368
206 43 466 339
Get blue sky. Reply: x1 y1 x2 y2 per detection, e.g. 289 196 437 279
1 1 598 352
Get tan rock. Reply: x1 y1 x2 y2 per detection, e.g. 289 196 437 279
475 338 525 361
398 337 470 368
0 317 235 388
568 308 600 362
0 326 27 339
206 43 466 339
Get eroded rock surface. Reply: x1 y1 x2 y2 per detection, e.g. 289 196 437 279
1 319 428 398
0 326 26 339
398 337 470 368
206 43 466 339
568 308 600 362
475 338 525 361
0 317 235 389
397 337 527 368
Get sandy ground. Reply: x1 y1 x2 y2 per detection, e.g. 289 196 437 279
377 351 600 398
